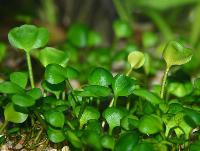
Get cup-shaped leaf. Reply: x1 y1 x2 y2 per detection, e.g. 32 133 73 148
0 81 24 94
101 135 115 150
76 85 112 97
45 110 65 128
47 127 65 143
138 114 163 135
184 108 200 126
27 88 41 100
78 106 100 128
67 24 89 48
114 132 139 151
88 67 113 87
103 107 128 132
10 72 28 88
12 93 36 107
8 24 49 52
4 103 28 123
133 142 155 151
128 51 145 69
112 74 138 96
132 89 162 105
162 41 193 67
38 47 69 67
45 64 66 84
113 20 133 39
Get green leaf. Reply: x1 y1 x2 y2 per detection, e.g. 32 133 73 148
133 142 155 151
10 72 28 88
12 93 35 107
190 140 200 151
132 89 162 105
47 127 65 143
38 47 69 67
113 20 132 39
45 64 66 84
184 108 200 125
168 82 193 97
121 115 139 130
103 107 128 133
76 85 112 97
27 88 41 100
162 41 193 67
45 110 65 128
0 81 24 94
114 132 139 151
112 74 138 96
79 106 100 128
101 135 115 150
67 24 89 48
88 67 113 87
87 31 102 47
66 130 82 148
128 51 145 69
65 66 79 79
138 114 163 135
8 24 49 52
4 103 28 123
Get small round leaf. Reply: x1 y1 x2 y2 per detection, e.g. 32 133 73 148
113 20 132 39
4 103 28 123
128 51 145 69
45 110 65 128
47 127 65 143
12 93 35 107
10 72 28 89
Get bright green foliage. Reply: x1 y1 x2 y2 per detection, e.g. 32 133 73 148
76 85 111 97
66 130 82 148
112 74 138 96
138 114 163 134
133 142 155 151
133 89 162 105
113 20 133 38
88 67 113 86
4 103 28 123
103 107 128 133
47 127 65 143
162 41 193 68
114 132 139 151
38 47 69 67
12 93 35 107
8 24 49 52
0 81 24 94
65 66 79 79
101 135 115 150
45 64 66 84
10 72 28 89
78 106 100 128
45 110 65 128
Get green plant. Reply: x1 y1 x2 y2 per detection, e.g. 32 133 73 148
0 23 199 151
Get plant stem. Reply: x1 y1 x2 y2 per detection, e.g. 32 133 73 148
26 52 35 88
0 120 8 134
160 66 170 99
126 67 132 76
66 79 78 102
34 111 47 130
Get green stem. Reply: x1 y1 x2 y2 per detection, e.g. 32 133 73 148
160 66 170 99
34 111 47 130
66 79 78 102
26 52 35 88
109 96 118 107
34 128 43 143
126 67 132 76
0 120 8 134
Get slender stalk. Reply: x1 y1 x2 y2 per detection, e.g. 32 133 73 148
0 120 8 134
160 66 170 99
26 52 35 88
66 79 78 102
34 111 47 130
109 97 115 107
126 67 132 76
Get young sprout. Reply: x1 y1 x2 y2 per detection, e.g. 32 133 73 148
8 24 49 88
160 41 192 99
127 51 145 76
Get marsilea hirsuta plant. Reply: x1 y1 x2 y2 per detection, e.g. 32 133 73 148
0 24 200 151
